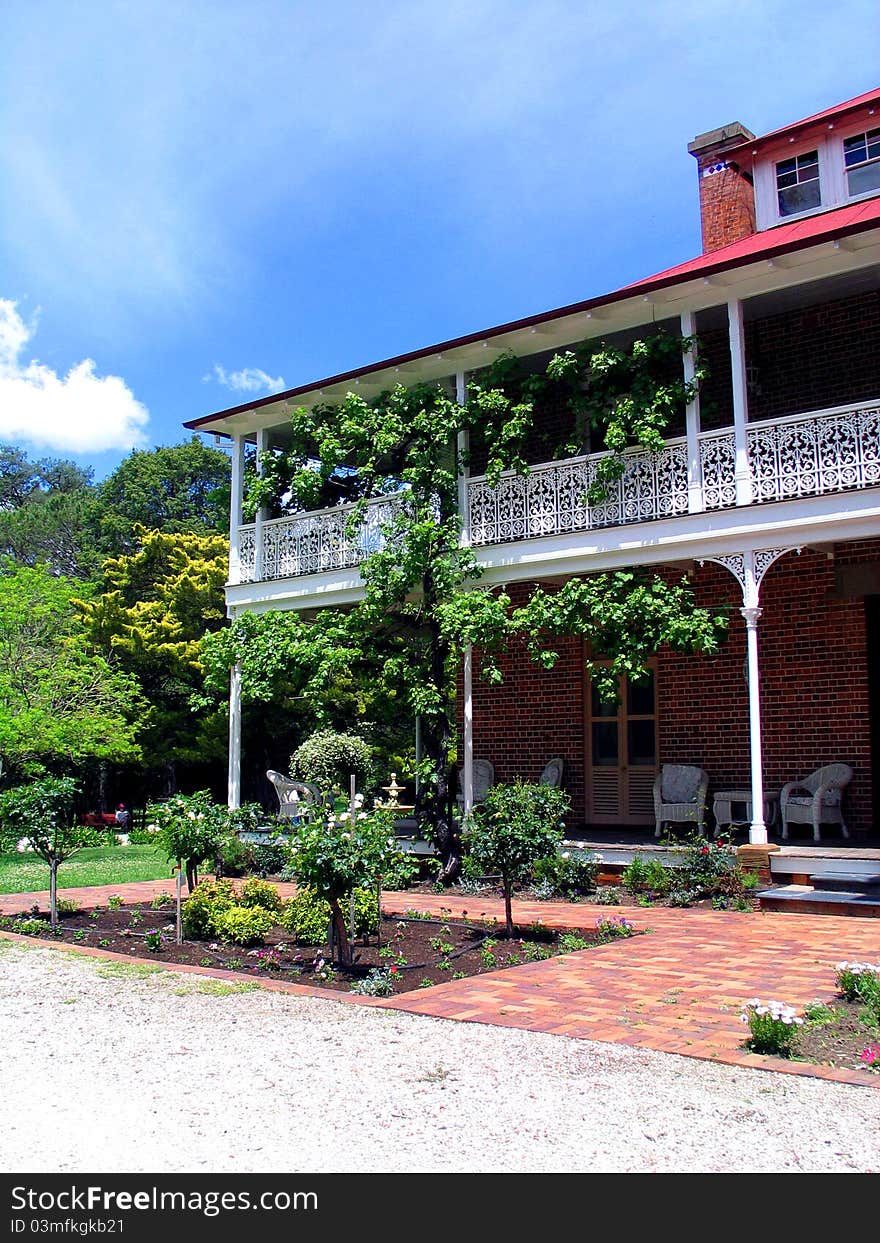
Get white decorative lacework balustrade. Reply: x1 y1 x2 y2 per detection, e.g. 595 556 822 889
468 440 690 546
235 401 880 578
746 402 880 502
237 495 401 584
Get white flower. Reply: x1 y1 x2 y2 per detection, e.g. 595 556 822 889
561 852 570 860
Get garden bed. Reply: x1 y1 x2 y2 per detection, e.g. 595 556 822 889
787 1000 880 1074
0 900 638 996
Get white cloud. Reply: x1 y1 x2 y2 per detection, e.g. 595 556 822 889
208 365 286 396
0 299 149 453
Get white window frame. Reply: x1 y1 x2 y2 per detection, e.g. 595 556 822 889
839 124 880 203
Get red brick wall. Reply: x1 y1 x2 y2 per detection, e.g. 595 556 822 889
462 583 586 824
698 290 880 429
463 542 876 835
696 159 756 253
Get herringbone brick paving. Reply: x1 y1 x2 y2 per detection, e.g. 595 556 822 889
2 879 878 1086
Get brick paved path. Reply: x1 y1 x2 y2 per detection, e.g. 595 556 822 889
2 880 878 1086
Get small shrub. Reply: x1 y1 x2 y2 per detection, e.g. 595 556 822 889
621 856 672 896
182 879 237 940
213 904 275 946
8 917 52 937
739 870 760 891
803 1001 839 1025
107 895 124 910
593 885 622 905
836 961 880 1021
350 966 397 996
289 729 375 794
252 841 292 878
127 825 158 845
741 999 803 1056
144 929 165 953
280 886 378 945
667 886 701 908
238 878 282 913
675 832 743 898
214 833 254 879
56 898 80 915
532 851 599 899
150 892 174 909
72 929 87 943
247 947 282 971
558 932 589 953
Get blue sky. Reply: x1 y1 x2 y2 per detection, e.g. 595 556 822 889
0 1 878 479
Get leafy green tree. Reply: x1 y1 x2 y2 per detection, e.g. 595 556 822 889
75 528 229 790
467 781 570 937
202 334 725 881
0 777 90 928
96 438 231 553
0 445 99 578
0 564 142 781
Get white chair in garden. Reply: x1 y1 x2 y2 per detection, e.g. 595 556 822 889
780 764 853 841
266 770 322 821
456 758 494 813
653 764 709 838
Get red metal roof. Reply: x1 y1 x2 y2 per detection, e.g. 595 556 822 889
185 196 880 431
727 87 880 156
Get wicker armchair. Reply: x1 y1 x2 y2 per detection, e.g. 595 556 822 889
539 757 565 788
266 770 323 821
780 764 853 841
456 758 495 813
653 764 709 838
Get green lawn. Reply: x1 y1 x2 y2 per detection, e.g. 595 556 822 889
0 846 172 894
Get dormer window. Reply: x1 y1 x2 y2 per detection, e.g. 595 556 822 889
843 128 880 197
775 150 821 216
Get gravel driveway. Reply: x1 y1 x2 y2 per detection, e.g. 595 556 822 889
1 944 877 1174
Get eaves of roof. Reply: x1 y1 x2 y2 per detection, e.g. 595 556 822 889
184 195 880 433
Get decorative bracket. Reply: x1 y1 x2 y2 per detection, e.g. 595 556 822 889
699 546 802 609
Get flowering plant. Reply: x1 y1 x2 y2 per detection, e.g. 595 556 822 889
835 961 880 1003
860 1044 880 1070
594 915 635 942
741 998 803 1056
143 929 165 953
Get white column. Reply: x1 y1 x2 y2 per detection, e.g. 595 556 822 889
462 643 474 815
228 659 242 810
728 298 753 506
455 371 470 546
680 311 703 514
228 434 245 584
741 605 767 844
254 427 269 581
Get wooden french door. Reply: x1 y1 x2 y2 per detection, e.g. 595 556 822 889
586 662 658 825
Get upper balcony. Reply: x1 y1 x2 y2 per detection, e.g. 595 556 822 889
230 396 880 603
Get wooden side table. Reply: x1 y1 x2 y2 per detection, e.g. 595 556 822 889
712 789 779 838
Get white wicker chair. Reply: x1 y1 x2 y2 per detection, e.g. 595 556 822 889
456 759 494 812
780 764 853 841
539 757 565 788
266 770 322 821
653 764 709 838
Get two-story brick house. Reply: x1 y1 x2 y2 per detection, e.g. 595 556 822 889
186 87 880 850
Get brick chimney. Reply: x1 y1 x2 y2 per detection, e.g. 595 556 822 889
688 121 757 253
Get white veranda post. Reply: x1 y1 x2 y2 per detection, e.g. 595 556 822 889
702 548 799 844
456 369 474 816
228 658 242 810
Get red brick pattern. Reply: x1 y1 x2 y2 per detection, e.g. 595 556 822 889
696 158 756 253
4 880 878 1088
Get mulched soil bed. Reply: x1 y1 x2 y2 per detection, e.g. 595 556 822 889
0 900 637 996
784 1002 880 1075
408 877 758 914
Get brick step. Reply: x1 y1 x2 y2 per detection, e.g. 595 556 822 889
809 871 880 893
757 886 880 918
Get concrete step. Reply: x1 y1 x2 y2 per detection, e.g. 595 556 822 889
809 871 880 893
757 885 880 918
